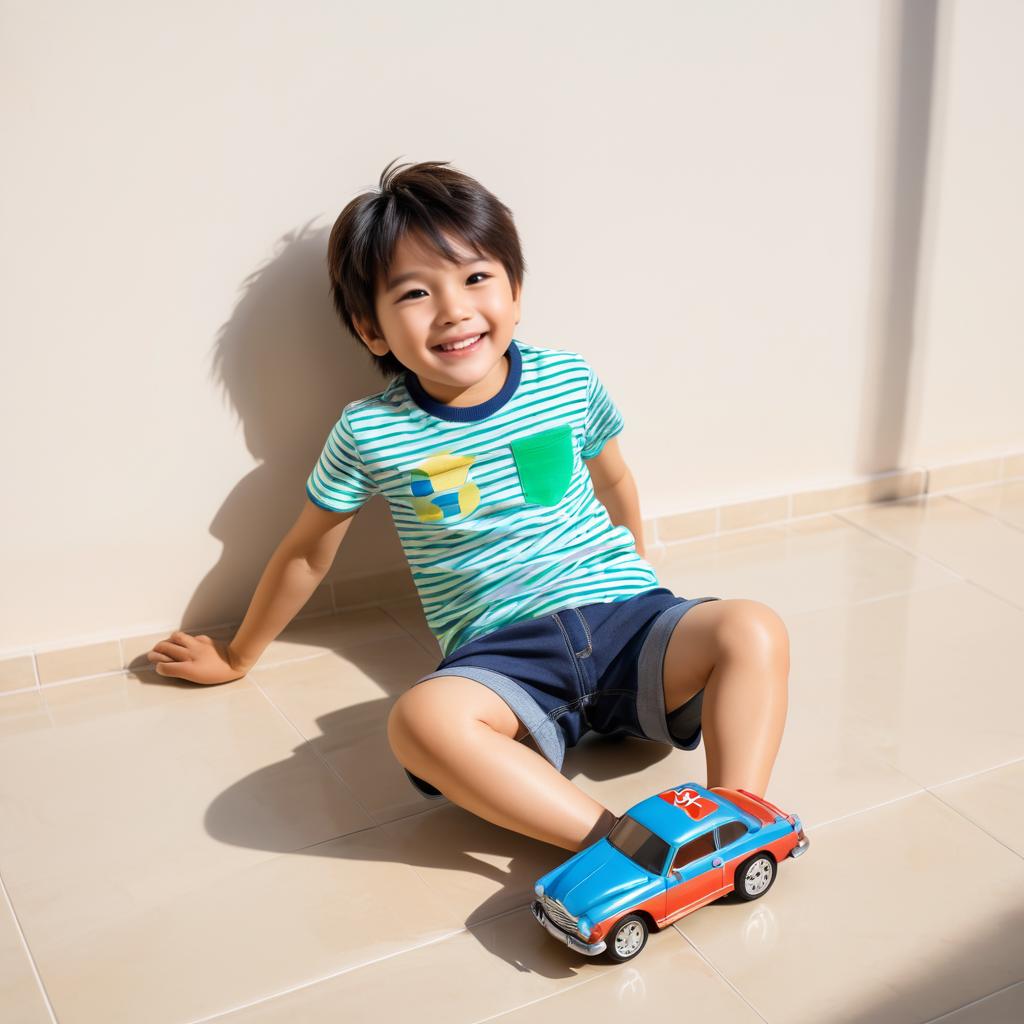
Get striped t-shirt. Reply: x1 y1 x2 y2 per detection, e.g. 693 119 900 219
306 339 661 658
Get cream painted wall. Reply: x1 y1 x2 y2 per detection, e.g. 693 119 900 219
2 1 1021 654
904 0 1024 464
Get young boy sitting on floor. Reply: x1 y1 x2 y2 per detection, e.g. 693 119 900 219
147 158 790 853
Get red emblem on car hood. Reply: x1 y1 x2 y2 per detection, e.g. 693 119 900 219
658 787 718 820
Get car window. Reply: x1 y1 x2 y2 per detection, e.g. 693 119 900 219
669 830 717 872
607 816 671 876
716 821 747 849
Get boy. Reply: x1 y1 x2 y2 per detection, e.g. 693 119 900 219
148 159 790 853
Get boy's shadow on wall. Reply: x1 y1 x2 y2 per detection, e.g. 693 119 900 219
125 216 678 972
183 218 408 634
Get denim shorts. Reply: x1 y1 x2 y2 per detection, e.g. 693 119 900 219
402 587 721 799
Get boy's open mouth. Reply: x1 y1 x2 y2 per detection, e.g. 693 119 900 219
434 332 486 355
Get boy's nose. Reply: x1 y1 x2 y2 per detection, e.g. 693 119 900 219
438 306 474 325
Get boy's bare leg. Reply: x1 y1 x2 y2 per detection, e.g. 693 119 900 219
663 599 791 797
388 676 616 853
390 597 790 852
701 642 789 796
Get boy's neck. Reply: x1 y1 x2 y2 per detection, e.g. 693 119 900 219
414 346 511 408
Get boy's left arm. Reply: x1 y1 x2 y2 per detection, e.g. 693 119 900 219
585 437 647 559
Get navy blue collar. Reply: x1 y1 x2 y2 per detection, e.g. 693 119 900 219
405 339 522 422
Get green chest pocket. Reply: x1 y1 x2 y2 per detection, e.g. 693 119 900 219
510 424 575 506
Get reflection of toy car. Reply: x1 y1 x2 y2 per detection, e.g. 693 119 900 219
531 782 809 963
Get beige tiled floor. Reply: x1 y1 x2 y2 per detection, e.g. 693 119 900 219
2 484 1024 1023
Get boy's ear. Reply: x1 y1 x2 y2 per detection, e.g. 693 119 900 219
352 315 390 356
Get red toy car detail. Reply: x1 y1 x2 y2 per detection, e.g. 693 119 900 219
657 786 719 819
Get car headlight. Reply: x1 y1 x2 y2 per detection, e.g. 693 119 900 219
534 883 544 898
577 915 592 939
792 814 802 832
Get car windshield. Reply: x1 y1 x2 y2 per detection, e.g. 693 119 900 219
607 816 670 875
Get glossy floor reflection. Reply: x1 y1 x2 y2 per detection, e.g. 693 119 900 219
1 483 1022 1024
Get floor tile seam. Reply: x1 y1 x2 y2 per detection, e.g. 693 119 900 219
928 751 1024 789
289 807 484 904
0 683 42 699
410 632 443 658
244 624 427 671
209 614 434 668
944 493 1024 536
188 900 532 1024
244 673 379 828
813 778 1024 856
0 868 58 1024
391 625 443 660
810 577 966 612
250 650 338 672
233 712 457 849
283 809 435 853
832 510 1024 614
920 978 1024 1024
831 509 971 582
377 605 440 657
466 975 604 1024
808 786 928 831
250 819 531 951
374 797 456 831
923 786 1024 863
180 926 467 1024
937 576 1024 616
245 665 464 837
667 926 770 1022
2 666 129 697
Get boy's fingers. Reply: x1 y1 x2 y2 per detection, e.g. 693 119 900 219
154 661 183 677
151 640 189 658
171 631 209 649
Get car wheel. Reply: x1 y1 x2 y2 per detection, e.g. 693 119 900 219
735 853 776 900
604 913 649 963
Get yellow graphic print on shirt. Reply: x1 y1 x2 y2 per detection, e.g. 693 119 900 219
410 452 480 522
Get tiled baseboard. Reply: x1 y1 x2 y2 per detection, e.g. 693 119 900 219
2 450 1021 697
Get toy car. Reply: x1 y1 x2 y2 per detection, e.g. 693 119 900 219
531 782 809 963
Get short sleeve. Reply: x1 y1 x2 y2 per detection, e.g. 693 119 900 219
306 407 379 513
580 362 625 459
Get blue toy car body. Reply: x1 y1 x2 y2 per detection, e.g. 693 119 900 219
531 782 809 962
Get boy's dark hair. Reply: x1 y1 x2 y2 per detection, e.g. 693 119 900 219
327 158 526 379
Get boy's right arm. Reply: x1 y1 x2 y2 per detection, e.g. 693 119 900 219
147 499 358 684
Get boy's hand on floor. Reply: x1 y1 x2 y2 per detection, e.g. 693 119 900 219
146 632 248 685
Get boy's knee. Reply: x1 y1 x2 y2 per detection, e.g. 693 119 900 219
718 600 790 668
386 676 475 763
386 688 432 762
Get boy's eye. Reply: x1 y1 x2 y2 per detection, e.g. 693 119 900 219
398 272 491 302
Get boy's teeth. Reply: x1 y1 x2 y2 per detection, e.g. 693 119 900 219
439 333 482 352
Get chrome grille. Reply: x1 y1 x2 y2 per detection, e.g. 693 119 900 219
541 895 578 932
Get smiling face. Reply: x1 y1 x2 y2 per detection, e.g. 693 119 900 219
352 228 522 407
